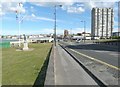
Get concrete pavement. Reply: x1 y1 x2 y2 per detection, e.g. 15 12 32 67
44 45 55 85
45 43 98 85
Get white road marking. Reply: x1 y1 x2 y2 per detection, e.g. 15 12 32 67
95 51 110 53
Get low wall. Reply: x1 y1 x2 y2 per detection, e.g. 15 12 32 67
94 40 119 46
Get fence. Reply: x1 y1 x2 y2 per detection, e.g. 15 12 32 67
0 42 10 48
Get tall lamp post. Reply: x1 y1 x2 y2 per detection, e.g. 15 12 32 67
54 5 62 46
81 21 86 43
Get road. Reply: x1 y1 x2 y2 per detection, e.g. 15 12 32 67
60 41 119 70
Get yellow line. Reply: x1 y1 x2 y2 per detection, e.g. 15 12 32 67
70 49 120 71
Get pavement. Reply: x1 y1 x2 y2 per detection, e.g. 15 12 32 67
45 43 98 85
44 45 55 85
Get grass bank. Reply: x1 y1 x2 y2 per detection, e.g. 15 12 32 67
95 39 120 43
2 43 52 85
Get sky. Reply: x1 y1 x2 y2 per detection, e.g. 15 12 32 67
0 0 119 35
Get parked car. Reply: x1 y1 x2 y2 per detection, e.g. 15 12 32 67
76 39 82 43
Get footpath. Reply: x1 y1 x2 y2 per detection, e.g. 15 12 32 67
45 43 98 85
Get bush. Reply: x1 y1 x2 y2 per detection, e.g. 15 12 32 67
111 36 120 39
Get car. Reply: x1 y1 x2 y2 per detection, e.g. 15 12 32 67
76 39 82 43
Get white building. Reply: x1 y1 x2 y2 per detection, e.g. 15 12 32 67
30 37 54 43
11 36 18 39
91 8 114 39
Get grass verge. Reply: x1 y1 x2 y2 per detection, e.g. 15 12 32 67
2 43 52 85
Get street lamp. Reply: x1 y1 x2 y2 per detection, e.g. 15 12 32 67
70 28 72 42
81 21 86 43
54 5 62 46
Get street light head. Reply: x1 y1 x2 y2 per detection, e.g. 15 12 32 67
55 5 62 7
59 5 62 7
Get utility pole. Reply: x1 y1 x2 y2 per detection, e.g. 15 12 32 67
54 5 62 46
54 5 56 46
81 21 86 43
118 1 120 38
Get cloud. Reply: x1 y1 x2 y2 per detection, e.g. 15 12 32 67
25 13 55 22
31 13 35 17
31 1 85 14
29 0 74 6
0 2 26 16
113 27 119 32
67 6 85 13
30 0 74 8
1 13 60 22
1 0 119 3
0 9 5 16
1 0 26 2
84 1 118 10
1 0 118 16
30 0 118 14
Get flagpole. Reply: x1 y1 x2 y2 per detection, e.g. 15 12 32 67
17 2 22 47
19 16 21 47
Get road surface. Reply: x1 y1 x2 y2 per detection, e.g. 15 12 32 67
60 41 119 69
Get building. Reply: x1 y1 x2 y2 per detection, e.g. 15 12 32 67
29 37 54 43
91 8 114 39
112 32 120 36
64 30 69 38
81 32 91 37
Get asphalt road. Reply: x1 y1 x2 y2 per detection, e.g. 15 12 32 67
59 41 119 70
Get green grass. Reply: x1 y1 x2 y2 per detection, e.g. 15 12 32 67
95 39 120 43
0 48 2 86
2 43 52 85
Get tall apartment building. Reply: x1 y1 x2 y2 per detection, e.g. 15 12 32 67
91 8 114 39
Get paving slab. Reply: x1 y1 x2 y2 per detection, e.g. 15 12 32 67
54 44 98 85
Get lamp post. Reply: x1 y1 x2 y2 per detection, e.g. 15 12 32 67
70 28 72 42
81 21 86 43
54 5 62 46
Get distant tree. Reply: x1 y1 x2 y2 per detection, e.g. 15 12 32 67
2 35 4 38
112 36 120 39
77 33 82 36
